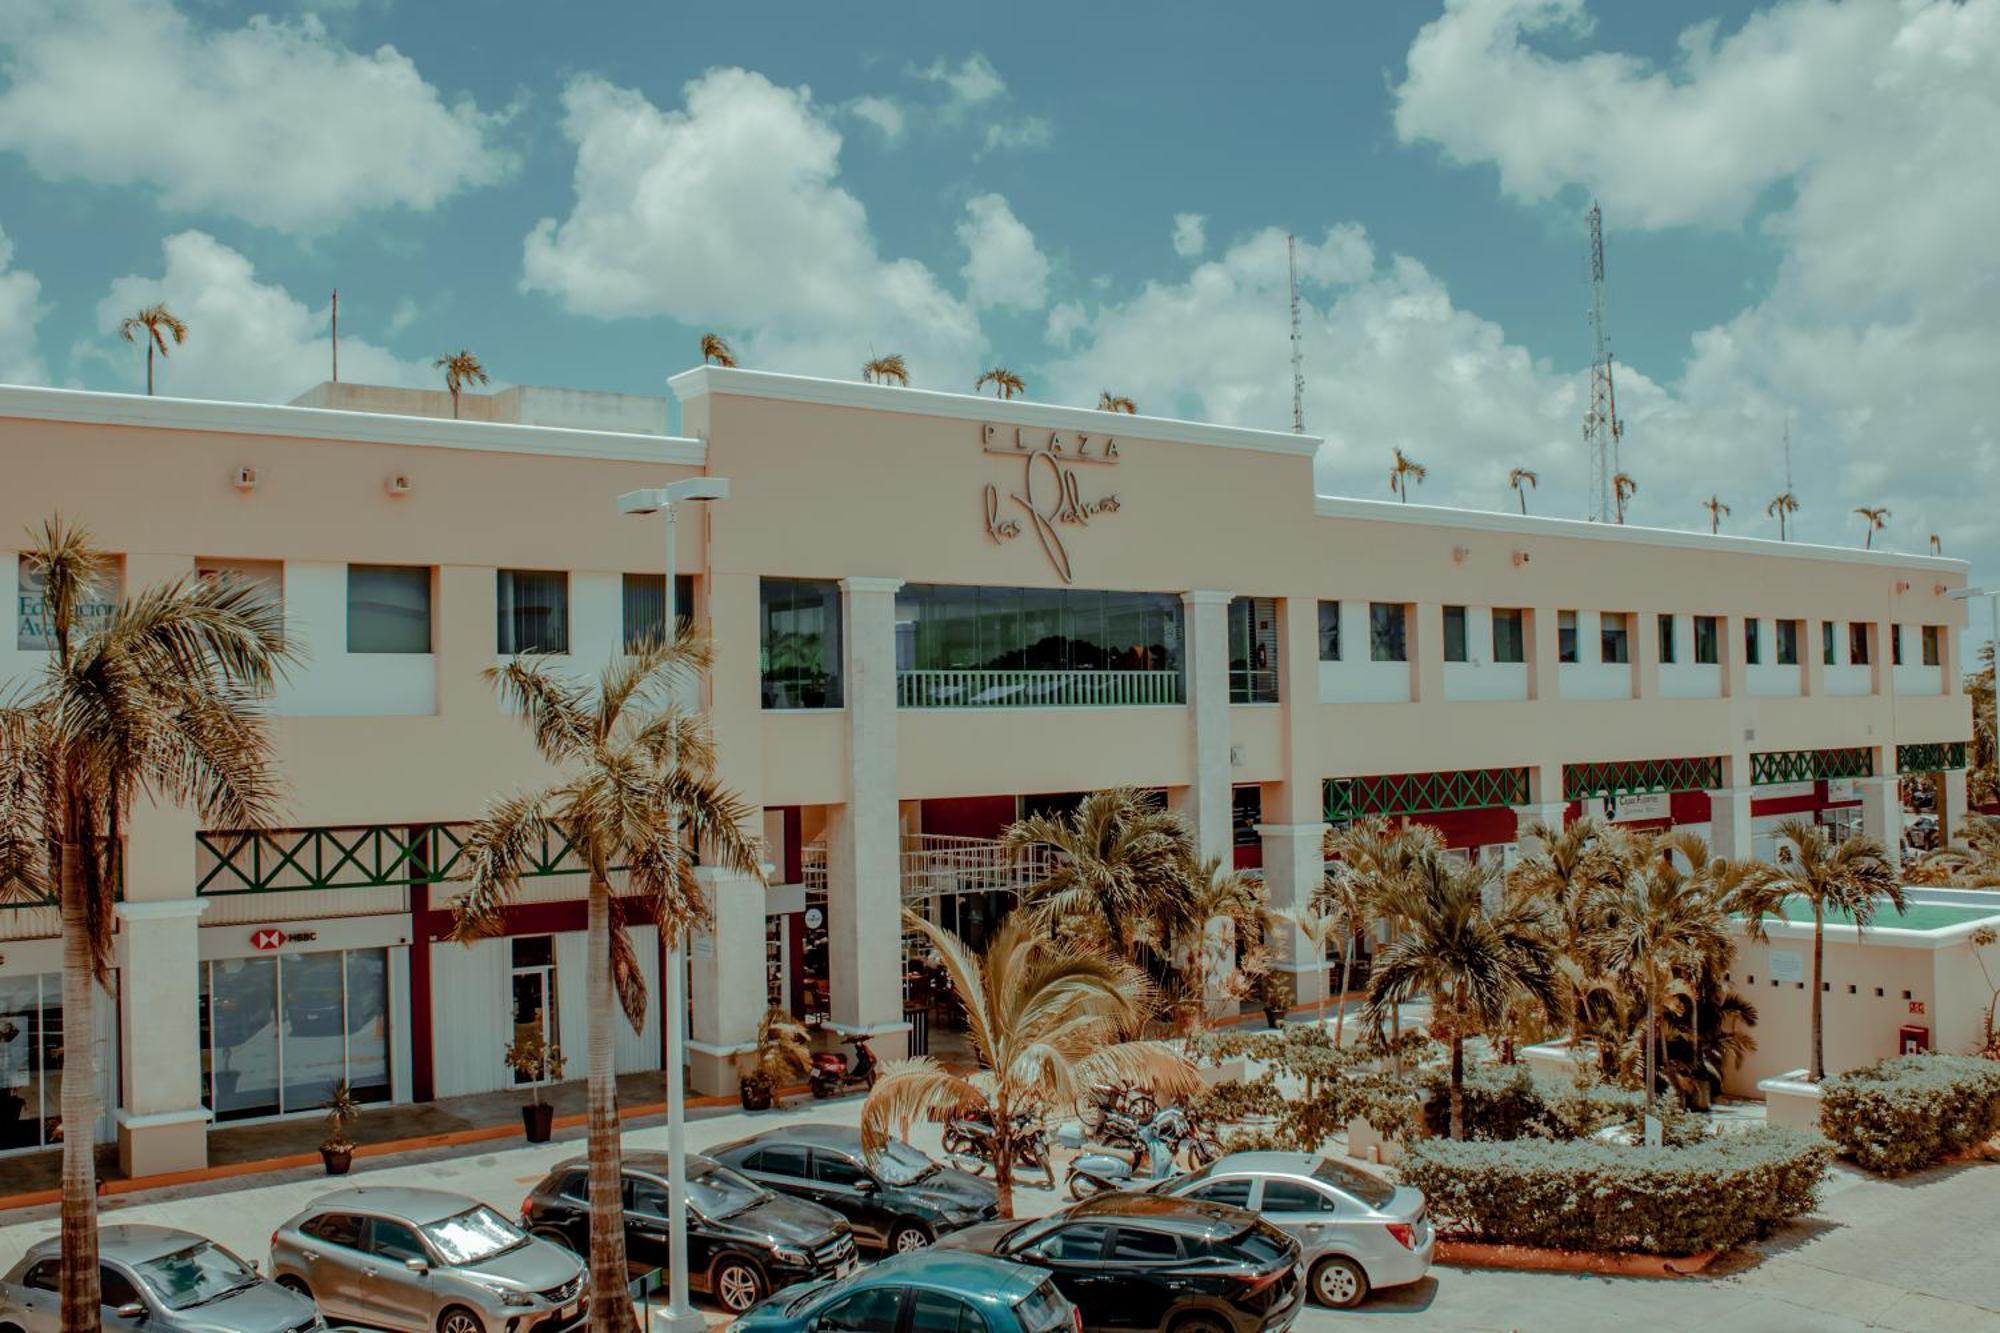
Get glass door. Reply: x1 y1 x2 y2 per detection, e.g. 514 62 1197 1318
509 937 559 1085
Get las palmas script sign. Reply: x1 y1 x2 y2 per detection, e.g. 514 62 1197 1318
979 423 1121 583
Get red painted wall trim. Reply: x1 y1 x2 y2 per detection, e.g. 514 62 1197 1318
407 830 435 1105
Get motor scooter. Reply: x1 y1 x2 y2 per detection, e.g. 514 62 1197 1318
943 1108 1053 1183
1064 1107 1186 1199
807 1032 879 1099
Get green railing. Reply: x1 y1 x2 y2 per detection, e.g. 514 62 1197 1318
1326 767 1530 822
195 821 594 895
1897 741 1968 774
1563 755 1722 802
1750 747 1875 786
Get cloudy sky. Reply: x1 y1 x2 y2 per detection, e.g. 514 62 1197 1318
1 0 1995 576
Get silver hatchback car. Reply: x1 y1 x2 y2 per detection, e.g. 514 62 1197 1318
2 1226 321 1333
270 1187 587 1333
1152 1151 1434 1308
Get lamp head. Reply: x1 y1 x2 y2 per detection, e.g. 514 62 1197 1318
1947 587 1989 601
617 476 730 515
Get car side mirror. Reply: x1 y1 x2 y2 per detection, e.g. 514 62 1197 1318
404 1258 430 1275
113 1302 147 1319
854 1179 876 1193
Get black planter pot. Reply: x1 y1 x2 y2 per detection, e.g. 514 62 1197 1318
1264 1007 1288 1030
320 1146 352 1176
522 1102 555 1143
739 1079 774 1112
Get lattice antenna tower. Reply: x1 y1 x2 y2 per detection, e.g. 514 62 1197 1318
1582 202 1623 522
1288 233 1305 433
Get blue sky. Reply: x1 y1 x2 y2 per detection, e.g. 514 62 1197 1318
0 0 1994 574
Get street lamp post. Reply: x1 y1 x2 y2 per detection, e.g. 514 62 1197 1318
617 476 729 1333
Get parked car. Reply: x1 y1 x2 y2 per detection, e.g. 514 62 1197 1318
732 1250 1078 1333
936 1192 1301 1333
709 1122 999 1253
1150 1151 1433 1308
1 1226 320 1333
520 1151 858 1315
269 1186 586 1333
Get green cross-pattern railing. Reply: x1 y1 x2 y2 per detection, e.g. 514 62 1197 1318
1897 741 1967 774
1750 747 1876 786
1325 767 1530 822
195 822 594 895
1563 756 1722 802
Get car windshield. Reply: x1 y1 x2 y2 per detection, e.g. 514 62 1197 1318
1311 1158 1398 1208
133 1243 259 1312
690 1164 770 1218
868 1138 936 1185
422 1206 528 1266
996 1217 1058 1255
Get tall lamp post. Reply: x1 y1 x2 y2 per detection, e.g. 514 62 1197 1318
617 476 729 1333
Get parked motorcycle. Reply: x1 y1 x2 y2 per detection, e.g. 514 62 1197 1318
1065 1107 1188 1199
942 1108 1053 1183
807 1033 879 1099
1081 1085 1158 1139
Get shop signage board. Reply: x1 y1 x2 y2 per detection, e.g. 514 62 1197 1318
978 423 1122 584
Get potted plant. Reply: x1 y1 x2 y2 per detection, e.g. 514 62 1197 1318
320 1081 359 1176
504 1030 565 1142
739 1007 813 1111
1260 971 1296 1029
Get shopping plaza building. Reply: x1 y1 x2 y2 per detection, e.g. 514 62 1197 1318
0 367 1978 1179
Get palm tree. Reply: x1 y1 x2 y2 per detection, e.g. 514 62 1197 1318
1506 817 1623 1051
861 912 1196 1217
862 354 910 386
700 333 737 367
1613 472 1637 524
1930 533 1943 556
450 631 762 1329
1766 491 1800 541
1388 447 1428 503
1756 819 1902 1081
0 519 291 1333
1364 853 1560 1140
1854 505 1890 549
433 349 487 418
119 303 188 396
1097 392 1137 414
976 368 1026 399
1003 788 1194 957
1703 495 1730 534
1508 468 1538 515
1306 865 1366 1042
1172 856 1267 1030
1323 819 1443 1058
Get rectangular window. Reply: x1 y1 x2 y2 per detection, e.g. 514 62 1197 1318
496 569 569 655
347 565 431 654
1694 615 1719 665
1892 625 1904 666
1600 612 1630 664
1744 618 1762 666
1369 602 1407 663
17 553 120 651
1442 606 1468 663
1317 600 1340 662
1849 622 1871 665
1823 620 1836 665
893 585 1184 706
1922 624 1942 667
762 578 845 709
199 948 391 1122
1557 610 1579 664
1657 614 1677 664
1776 618 1800 666
1491 609 1525 664
1232 785 1262 848
1228 597 1280 702
621 573 695 651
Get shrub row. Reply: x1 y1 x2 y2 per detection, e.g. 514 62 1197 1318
1415 1063 1701 1144
1818 1054 2000 1175
1399 1127 1829 1256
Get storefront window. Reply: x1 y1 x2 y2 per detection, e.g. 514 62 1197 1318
762 579 845 709
510 937 559 1085
200 948 392 1122
0 973 87 1152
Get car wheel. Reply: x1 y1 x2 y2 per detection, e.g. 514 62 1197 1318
711 1257 766 1314
531 1225 579 1254
888 1224 932 1254
1309 1255 1370 1309
438 1304 486 1333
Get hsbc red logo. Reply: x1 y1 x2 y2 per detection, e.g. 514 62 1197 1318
251 928 287 950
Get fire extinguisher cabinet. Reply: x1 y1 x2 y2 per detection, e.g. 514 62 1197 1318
1899 1024 1931 1055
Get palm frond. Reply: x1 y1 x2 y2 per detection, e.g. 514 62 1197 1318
449 789 554 940
485 658 596 765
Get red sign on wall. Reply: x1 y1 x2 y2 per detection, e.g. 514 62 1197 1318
250 928 287 951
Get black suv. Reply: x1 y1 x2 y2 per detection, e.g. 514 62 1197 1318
937 1192 1302 1333
520 1152 858 1315
708 1123 999 1255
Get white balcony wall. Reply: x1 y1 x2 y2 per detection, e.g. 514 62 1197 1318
1559 611 1632 700
276 562 436 717
1320 600 1411 703
1894 663 1943 697
1747 664 1803 698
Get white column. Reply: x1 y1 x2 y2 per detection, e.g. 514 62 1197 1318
1512 802 1570 852
687 867 767 1094
1181 591 1234 864
1259 823 1330 1005
1708 787 1754 861
115 897 210 1178
1860 774 1902 869
1941 769 1971 846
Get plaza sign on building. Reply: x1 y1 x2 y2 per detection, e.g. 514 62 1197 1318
979 423 1121 584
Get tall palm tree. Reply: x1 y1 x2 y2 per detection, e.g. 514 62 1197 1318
1756 819 1902 1081
119 303 188 396
1305 865 1366 1043
1766 491 1800 542
1172 856 1267 1030
1612 472 1637 524
862 912 1195 1218
700 333 737 367
1930 533 1943 556
450 632 762 1330
1508 468 1538 515
976 368 1026 400
1388 447 1428 503
433 349 487 418
1854 505 1890 549
1506 817 1623 1050
1703 495 1730 534
1364 853 1560 1140
862 354 910 386
1097 392 1137 414
0 519 291 1333
1003 788 1194 957
1323 818 1443 1058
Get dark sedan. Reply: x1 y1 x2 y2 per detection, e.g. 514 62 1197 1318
937 1192 1302 1333
520 1152 858 1315
708 1122 999 1254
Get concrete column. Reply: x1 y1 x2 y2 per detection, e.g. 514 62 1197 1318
1709 787 1754 861
1940 769 1971 846
1859 773 1902 870
1512 802 1570 852
687 867 767 1094
1412 602 1444 703
1259 823 1330 1005
1527 607 1559 700
114 898 209 1178
826 577 907 1058
1634 610 1660 699
1181 591 1233 865
1872 620 1893 696
1722 613 1749 698
1805 618 1828 696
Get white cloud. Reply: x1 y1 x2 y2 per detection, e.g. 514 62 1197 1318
88 230 429 402
0 226 49 384
848 94 906 143
1044 301 1087 350
908 53 1006 108
0 0 515 232
1171 213 1207 259
980 116 1052 155
957 194 1049 312
385 297 420 336
522 69 982 386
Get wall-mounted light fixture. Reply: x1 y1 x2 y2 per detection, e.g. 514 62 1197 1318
1452 546 1471 564
385 474 413 497
232 466 258 492
1511 549 1531 567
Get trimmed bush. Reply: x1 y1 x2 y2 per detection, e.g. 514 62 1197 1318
1819 1054 2000 1175
1416 1063 1694 1143
1400 1127 1829 1256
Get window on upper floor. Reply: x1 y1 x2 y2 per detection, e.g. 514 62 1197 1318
1317 600 1341 662
1823 620 1837 665
1370 602 1408 663
1557 610 1579 664
762 578 844 709
621 573 695 651
1232 785 1262 848
1657 614 1677 664
16 553 121 651
197 558 285 644
1849 622 1872 665
1922 624 1942 667
1492 609 1525 664
347 565 432 654
1228 597 1280 703
497 569 568 655
1442 606 1468 663
1892 625 1905 666
1745 618 1762 666
1600 612 1630 664
1776 619 1800 667
1694 615 1719 665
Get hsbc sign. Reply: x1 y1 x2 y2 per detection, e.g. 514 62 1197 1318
249 928 318 951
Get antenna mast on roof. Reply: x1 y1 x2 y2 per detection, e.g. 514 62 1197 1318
1582 202 1622 522
330 289 339 383
1288 233 1304 434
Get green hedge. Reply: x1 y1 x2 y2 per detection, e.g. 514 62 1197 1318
1819 1054 2000 1175
1399 1127 1829 1255
1416 1064 1700 1144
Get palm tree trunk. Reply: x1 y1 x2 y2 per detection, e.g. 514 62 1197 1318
145 342 155 396
59 839 103 1333
992 1103 1015 1220
1809 900 1826 1082
1517 491 1526 515
584 876 632 1332
450 388 461 419
1644 985 1657 1115
1332 926 1355 1047
1448 1019 1465 1141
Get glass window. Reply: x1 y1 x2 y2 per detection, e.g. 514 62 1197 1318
196 559 284 629
1823 620 1837 665
762 579 844 709
1557 610 1578 664
202 956 279 1119
1849 622 1871 665
1228 597 1279 703
497 569 569 655
558 1170 590 1202
422 1207 525 1266
1310 1157 1399 1207
627 1176 671 1218
1491 609 1525 664
1892 625 1904 666
280 950 346 1111
1370 603 1407 663
21 1260 58 1292
745 1145 808 1178
1107 1228 1180 1262
621 573 696 651
366 1218 428 1264
1694 616 1719 665
1232 786 1261 849
1186 1178 1253 1208
1020 1222 1109 1263
133 1244 257 1312
811 1153 870 1189
1317 600 1340 661
201 949 391 1122
1442 606 1467 663
16 554 120 651
1776 619 1800 666
894 584 1184 697
1600 612 1629 664
346 565 430 654
101 1266 143 1310
1013 1282 1070 1333
1261 1180 1338 1213
816 1287 905 1333
1657 615 1677 664
911 1290 985 1333
1744 619 1761 665
1923 625 1942 666
304 1214 366 1249
0 973 72 1150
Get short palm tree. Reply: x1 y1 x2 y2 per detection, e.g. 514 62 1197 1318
1324 818 1443 1058
975 368 1026 399
1509 467 1538 515
450 631 762 1328
861 912 1196 1217
1854 505 1890 549
1766 491 1800 541
1613 471 1637 524
1506 817 1623 1050
1930 533 1943 556
1703 495 1730 534
0 519 291 1332
119 303 188 396
1389 447 1427 503
700 333 737 367
433 349 488 418
1172 856 1267 1030
863 354 910 386
1003 788 1194 957
1097 392 1137 414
